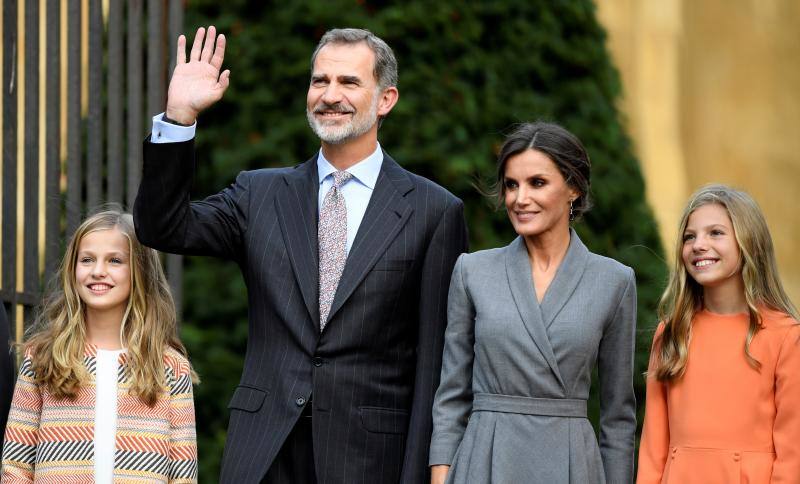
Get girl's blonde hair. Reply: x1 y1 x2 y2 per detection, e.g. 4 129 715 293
654 184 799 381
26 210 197 406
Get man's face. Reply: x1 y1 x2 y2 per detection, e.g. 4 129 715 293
306 43 383 145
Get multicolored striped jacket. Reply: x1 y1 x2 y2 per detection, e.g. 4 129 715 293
1 345 197 483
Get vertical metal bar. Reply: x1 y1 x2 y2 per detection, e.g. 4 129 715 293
85 0 102 211
44 0 61 281
2 0 19 329
167 0 182 80
24 0 41 302
1 303 12 365
65 0 82 235
126 0 142 210
146 0 164 119
167 0 184 317
106 0 122 205
167 254 182 318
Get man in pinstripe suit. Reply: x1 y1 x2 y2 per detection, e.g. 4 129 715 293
134 26 468 483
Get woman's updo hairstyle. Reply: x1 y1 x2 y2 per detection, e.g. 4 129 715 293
490 121 592 220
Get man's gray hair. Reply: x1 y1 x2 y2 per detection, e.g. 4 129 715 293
310 28 398 91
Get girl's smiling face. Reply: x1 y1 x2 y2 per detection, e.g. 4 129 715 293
681 203 742 289
75 228 132 317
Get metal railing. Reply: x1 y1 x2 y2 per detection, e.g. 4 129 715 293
1 0 184 345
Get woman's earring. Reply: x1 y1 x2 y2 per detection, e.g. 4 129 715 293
569 199 575 221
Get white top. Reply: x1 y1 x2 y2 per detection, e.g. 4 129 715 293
94 348 125 483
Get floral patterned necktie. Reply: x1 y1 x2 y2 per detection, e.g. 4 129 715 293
318 170 353 330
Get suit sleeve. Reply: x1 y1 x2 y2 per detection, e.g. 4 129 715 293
1 356 41 483
134 137 250 260
771 323 800 482
167 359 198 484
427 254 474 467
399 199 468 483
636 322 670 484
597 268 637 484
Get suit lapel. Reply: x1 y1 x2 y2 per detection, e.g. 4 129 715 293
540 228 589 329
324 154 414 327
275 156 321 327
505 236 566 390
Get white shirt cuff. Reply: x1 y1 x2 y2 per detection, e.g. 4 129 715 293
151 113 197 143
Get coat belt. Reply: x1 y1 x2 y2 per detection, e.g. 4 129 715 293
471 393 587 418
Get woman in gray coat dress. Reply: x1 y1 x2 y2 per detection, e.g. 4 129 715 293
430 122 637 484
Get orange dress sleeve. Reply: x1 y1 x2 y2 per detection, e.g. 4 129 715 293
636 322 670 484
771 323 800 482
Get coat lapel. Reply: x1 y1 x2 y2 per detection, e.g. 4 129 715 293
324 153 414 327
540 229 589 329
275 156 321 327
505 236 565 390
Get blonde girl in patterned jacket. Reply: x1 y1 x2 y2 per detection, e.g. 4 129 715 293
1 210 198 483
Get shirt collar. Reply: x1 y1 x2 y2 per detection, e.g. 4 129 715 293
317 142 384 190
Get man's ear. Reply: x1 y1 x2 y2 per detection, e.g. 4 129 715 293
377 87 399 117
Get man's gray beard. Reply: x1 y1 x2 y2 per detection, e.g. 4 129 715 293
306 100 379 145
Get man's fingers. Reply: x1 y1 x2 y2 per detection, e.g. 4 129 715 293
176 34 186 65
217 70 231 92
210 34 226 70
200 26 216 63
190 27 205 62
210 70 230 103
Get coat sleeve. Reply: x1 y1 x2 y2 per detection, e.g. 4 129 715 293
597 268 637 484
771 323 800 482
167 358 198 483
636 322 670 484
427 253 475 467
1 356 41 483
399 200 468 483
133 137 251 260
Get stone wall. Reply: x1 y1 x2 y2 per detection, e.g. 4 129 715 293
597 0 800 305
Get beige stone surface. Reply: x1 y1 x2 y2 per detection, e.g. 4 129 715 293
596 0 800 305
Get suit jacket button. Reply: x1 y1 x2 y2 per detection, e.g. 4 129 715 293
295 397 306 406
313 357 323 367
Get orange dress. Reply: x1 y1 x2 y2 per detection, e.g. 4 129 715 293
637 309 800 484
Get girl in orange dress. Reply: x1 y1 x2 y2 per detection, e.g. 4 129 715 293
637 184 800 483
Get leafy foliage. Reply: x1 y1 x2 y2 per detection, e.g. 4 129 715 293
181 0 666 477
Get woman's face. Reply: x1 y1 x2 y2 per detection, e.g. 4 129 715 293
503 149 577 239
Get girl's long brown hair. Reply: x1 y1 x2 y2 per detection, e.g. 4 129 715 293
654 184 799 381
25 210 197 406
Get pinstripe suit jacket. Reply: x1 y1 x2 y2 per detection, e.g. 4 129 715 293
134 138 468 484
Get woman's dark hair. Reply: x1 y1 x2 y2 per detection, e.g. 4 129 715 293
489 121 592 220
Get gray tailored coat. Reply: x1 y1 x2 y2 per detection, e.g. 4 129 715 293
429 230 637 484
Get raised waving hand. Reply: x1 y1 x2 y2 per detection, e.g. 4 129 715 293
165 26 230 125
